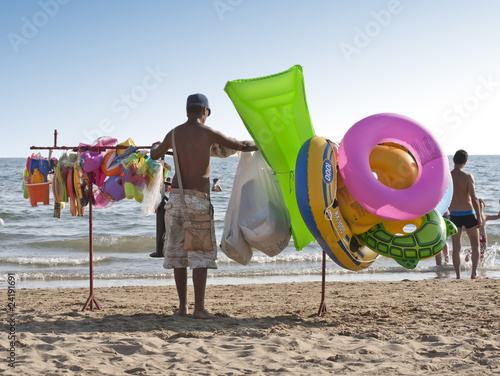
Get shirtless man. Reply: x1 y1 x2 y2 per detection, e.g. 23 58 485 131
151 93 257 318
448 149 482 279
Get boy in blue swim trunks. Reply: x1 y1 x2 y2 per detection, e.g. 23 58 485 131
449 149 482 279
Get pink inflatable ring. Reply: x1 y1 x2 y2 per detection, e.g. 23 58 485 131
338 113 449 221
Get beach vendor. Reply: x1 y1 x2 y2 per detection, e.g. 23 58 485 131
150 93 257 319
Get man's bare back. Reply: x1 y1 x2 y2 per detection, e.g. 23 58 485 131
449 168 477 212
151 104 257 194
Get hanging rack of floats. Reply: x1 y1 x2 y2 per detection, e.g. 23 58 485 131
30 130 172 311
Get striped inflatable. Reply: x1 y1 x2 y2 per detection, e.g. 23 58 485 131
295 136 378 271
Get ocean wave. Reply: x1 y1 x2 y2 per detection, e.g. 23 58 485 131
217 252 325 264
3 263 500 283
2 236 156 253
0 256 109 266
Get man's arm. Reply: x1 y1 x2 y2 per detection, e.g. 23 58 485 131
485 213 500 221
209 128 258 152
468 175 482 227
150 130 172 160
485 200 500 221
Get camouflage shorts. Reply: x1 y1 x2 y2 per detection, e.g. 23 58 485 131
163 191 217 269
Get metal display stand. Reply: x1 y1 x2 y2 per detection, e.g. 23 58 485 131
30 130 169 311
32 131 329 315
318 250 328 316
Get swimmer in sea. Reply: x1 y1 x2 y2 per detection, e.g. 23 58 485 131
211 178 222 192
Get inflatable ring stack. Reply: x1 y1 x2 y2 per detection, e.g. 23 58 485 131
334 113 452 269
338 113 449 221
295 136 379 271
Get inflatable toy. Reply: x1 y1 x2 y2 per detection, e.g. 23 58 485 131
356 209 457 267
94 194 110 208
116 138 135 155
224 65 315 250
102 151 122 176
22 168 29 199
337 143 419 234
338 113 449 221
295 136 378 270
436 173 453 215
81 150 103 173
336 171 382 235
105 175 125 201
369 143 418 190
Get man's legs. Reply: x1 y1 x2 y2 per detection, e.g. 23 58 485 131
451 228 463 279
465 226 480 279
174 267 188 315
192 268 213 319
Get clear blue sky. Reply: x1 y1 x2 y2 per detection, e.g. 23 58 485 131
2 0 500 157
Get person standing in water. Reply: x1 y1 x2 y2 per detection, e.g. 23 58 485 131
465 199 500 266
211 178 222 192
449 149 482 279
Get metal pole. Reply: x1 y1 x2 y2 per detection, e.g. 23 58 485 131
318 250 327 316
82 173 101 311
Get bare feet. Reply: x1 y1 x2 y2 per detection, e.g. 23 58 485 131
471 274 481 279
174 305 189 316
193 309 214 319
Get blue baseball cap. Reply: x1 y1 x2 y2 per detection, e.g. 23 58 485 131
186 93 211 116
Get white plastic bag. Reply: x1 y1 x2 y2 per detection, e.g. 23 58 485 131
221 152 254 265
238 151 291 256
221 151 291 264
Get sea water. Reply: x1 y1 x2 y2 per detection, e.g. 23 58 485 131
1 155 500 290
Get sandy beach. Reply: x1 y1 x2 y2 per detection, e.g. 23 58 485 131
2 279 500 375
